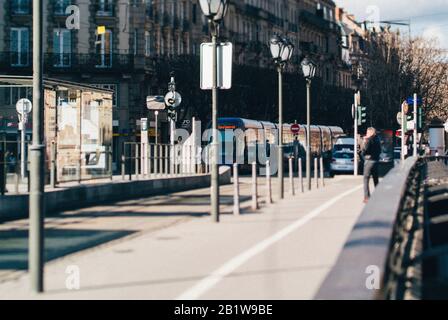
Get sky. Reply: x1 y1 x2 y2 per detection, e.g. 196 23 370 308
334 0 448 48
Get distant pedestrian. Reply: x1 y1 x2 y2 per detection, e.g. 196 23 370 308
361 127 381 203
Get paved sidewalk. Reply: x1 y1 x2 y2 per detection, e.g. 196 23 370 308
0 175 366 299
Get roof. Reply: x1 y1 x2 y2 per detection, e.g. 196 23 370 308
0 75 114 95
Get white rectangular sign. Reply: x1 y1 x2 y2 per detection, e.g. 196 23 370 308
200 42 233 90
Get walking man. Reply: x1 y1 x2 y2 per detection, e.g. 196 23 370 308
362 127 381 203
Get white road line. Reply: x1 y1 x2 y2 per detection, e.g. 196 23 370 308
176 184 363 300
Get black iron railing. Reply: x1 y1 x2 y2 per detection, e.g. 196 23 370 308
0 52 134 74
317 156 448 300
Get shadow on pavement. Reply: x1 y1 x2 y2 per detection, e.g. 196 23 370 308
0 228 134 271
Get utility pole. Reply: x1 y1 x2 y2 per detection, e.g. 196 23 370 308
29 0 45 293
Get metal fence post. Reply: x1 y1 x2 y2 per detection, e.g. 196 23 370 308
314 157 319 189
266 160 272 204
159 145 163 176
164 145 169 175
108 146 113 181
50 141 56 188
289 157 295 196
252 162 258 210
147 144 152 177
233 163 240 216
299 158 304 193
77 149 82 184
127 144 132 181
135 143 140 180
121 154 125 181
320 157 325 187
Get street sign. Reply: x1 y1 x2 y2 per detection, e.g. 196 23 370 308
407 97 422 106
146 96 165 110
16 98 32 115
200 42 233 90
164 91 182 108
291 124 300 135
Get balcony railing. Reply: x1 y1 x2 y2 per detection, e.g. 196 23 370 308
0 52 134 74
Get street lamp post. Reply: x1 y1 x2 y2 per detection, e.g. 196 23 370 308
198 0 229 222
301 57 317 191
29 0 45 293
269 35 294 199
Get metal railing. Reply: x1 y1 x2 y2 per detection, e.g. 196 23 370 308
1 140 114 194
316 156 446 300
121 142 208 181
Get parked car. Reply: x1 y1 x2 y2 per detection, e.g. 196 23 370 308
330 151 355 175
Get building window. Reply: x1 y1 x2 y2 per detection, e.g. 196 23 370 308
10 27 29 67
11 0 30 15
92 84 118 107
145 31 151 57
97 0 114 16
4 86 32 106
95 29 113 68
53 29 72 67
192 4 197 24
54 0 71 15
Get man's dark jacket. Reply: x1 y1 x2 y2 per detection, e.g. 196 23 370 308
362 135 381 161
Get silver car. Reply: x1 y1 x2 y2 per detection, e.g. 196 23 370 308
330 151 355 174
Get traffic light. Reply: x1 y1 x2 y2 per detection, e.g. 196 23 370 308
417 107 425 132
357 106 367 126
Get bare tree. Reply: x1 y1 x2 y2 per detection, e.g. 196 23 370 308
364 30 448 129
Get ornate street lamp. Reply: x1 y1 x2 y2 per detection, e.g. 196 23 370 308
301 57 317 191
270 35 294 199
199 0 229 223
198 0 229 22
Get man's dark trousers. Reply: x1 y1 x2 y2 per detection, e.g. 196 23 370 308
364 160 379 198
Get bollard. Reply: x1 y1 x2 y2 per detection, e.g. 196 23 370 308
314 158 319 189
135 144 140 180
233 163 240 216
252 162 258 210
320 157 325 187
50 141 56 188
121 154 125 180
298 158 304 193
266 160 272 204
289 157 295 196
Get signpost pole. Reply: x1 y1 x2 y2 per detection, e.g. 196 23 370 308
20 115 26 179
413 93 418 157
211 27 220 223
